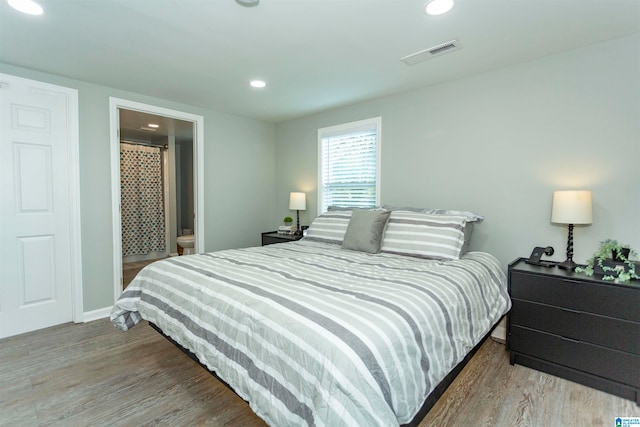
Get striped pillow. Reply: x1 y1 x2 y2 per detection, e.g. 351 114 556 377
380 211 467 260
304 210 353 244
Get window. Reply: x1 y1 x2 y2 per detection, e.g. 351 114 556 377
318 117 381 214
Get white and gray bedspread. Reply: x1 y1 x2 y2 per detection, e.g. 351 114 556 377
111 240 510 427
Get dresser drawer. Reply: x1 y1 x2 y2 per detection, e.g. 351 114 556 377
262 235 285 245
509 271 640 322
261 232 302 246
509 326 640 388
510 299 640 355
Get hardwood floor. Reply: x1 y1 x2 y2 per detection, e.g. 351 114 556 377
0 319 636 426
421 339 638 426
123 258 166 289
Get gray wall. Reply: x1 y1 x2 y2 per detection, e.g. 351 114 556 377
0 63 277 312
2 32 637 313
275 33 640 269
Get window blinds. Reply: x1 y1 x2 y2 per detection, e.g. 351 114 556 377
320 126 378 213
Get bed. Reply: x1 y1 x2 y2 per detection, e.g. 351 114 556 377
111 209 511 426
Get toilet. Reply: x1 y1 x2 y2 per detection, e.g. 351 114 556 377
176 234 195 255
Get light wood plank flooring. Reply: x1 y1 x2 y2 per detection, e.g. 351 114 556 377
0 319 636 426
123 258 166 289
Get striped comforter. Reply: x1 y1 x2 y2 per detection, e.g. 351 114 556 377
111 240 510 426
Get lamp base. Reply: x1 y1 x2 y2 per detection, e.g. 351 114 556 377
557 259 577 271
294 209 302 236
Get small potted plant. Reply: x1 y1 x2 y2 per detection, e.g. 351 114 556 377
576 239 638 283
283 216 293 226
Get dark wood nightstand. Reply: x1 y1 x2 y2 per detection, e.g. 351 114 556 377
261 231 303 246
507 257 640 405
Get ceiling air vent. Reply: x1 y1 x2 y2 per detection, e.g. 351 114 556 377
400 39 462 66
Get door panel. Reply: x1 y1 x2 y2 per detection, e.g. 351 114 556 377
18 235 56 305
14 142 53 212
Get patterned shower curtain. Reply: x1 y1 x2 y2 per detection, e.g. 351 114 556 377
120 143 166 257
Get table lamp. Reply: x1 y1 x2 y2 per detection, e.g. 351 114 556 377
551 190 593 270
289 192 306 236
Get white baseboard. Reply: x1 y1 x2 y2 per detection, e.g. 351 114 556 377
83 306 113 323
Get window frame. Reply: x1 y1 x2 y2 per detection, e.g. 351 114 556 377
317 116 382 215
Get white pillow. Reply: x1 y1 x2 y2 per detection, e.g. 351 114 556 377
380 211 467 260
304 210 353 244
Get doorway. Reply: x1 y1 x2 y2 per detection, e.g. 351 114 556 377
109 98 204 301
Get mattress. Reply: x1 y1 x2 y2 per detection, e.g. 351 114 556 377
111 240 510 426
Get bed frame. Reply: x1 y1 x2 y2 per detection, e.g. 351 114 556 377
150 322 496 426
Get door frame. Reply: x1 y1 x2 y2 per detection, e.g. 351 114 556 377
109 97 205 302
0 73 84 324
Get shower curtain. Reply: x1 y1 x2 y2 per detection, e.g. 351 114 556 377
120 143 166 257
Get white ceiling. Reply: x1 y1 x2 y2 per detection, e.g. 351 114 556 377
1 0 639 123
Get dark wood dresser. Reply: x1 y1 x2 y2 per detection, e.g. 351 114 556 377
261 231 303 246
507 258 640 405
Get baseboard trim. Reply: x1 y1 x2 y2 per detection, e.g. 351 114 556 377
83 306 113 323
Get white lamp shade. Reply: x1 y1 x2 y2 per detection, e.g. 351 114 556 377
289 192 306 211
551 190 593 225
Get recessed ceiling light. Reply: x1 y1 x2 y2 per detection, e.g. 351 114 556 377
250 80 266 88
425 0 454 16
236 0 259 7
147 123 159 128
7 0 44 15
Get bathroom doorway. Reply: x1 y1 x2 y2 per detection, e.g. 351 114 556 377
109 98 204 299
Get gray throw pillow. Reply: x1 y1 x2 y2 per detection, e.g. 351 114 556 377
342 209 391 254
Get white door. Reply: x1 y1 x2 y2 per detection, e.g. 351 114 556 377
0 75 80 339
